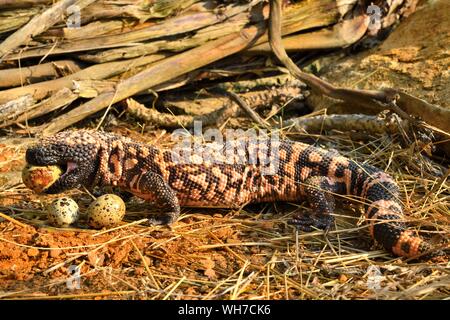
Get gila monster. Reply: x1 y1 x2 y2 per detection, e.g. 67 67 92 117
25 129 441 259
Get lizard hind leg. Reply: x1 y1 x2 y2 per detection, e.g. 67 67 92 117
135 171 180 226
289 176 340 232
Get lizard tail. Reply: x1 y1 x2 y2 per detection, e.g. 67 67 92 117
361 167 441 258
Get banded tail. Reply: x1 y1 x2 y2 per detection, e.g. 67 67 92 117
359 166 437 258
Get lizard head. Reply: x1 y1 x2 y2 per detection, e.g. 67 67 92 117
25 130 118 194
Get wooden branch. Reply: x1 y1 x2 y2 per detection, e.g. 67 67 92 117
37 24 265 135
0 0 97 59
393 91 450 134
61 20 125 40
210 88 270 129
284 114 407 135
73 80 117 98
0 88 78 128
0 60 81 88
126 98 239 128
0 54 168 104
248 14 368 53
0 7 41 34
77 11 251 63
268 0 398 109
0 95 35 123
146 0 201 18
268 0 450 154
78 0 201 23
0 0 52 9
3 1 254 61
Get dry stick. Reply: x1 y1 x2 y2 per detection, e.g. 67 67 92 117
78 0 199 24
0 54 169 104
3 2 255 60
248 13 368 53
81 0 347 64
0 0 97 59
130 240 161 290
73 79 117 98
268 0 392 110
127 80 303 128
0 211 29 228
77 12 250 63
0 88 78 128
213 88 270 129
59 20 125 41
0 0 52 9
394 91 450 135
38 25 266 135
5 0 344 62
269 0 450 137
0 7 43 36
284 114 408 135
126 98 240 128
0 94 35 122
0 60 81 88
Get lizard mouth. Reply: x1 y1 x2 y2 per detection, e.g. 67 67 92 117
41 160 80 194
49 161 78 187
25 146 87 194
25 146 77 177
59 161 78 178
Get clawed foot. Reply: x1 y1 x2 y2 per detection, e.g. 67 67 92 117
289 212 334 232
146 212 178 226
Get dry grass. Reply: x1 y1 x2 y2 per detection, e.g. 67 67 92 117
0 120 448 300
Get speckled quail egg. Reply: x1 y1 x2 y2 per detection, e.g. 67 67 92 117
87 194 126 229
22 164 62 194
47 197 79 227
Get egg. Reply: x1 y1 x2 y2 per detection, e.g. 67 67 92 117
47 197 79 227
87 194 126 229
22 164 62 194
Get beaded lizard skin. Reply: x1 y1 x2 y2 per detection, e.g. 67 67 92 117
25 130 441 258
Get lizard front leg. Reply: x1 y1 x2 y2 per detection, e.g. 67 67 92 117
289 176 338 232
135 171 180 225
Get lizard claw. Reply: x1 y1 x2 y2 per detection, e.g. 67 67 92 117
289 213 334 232
146 212 178 226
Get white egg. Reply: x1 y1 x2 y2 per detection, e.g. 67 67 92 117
47 197 79 227
87 194 126 229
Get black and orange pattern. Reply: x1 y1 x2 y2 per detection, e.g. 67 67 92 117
25 130 439 258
